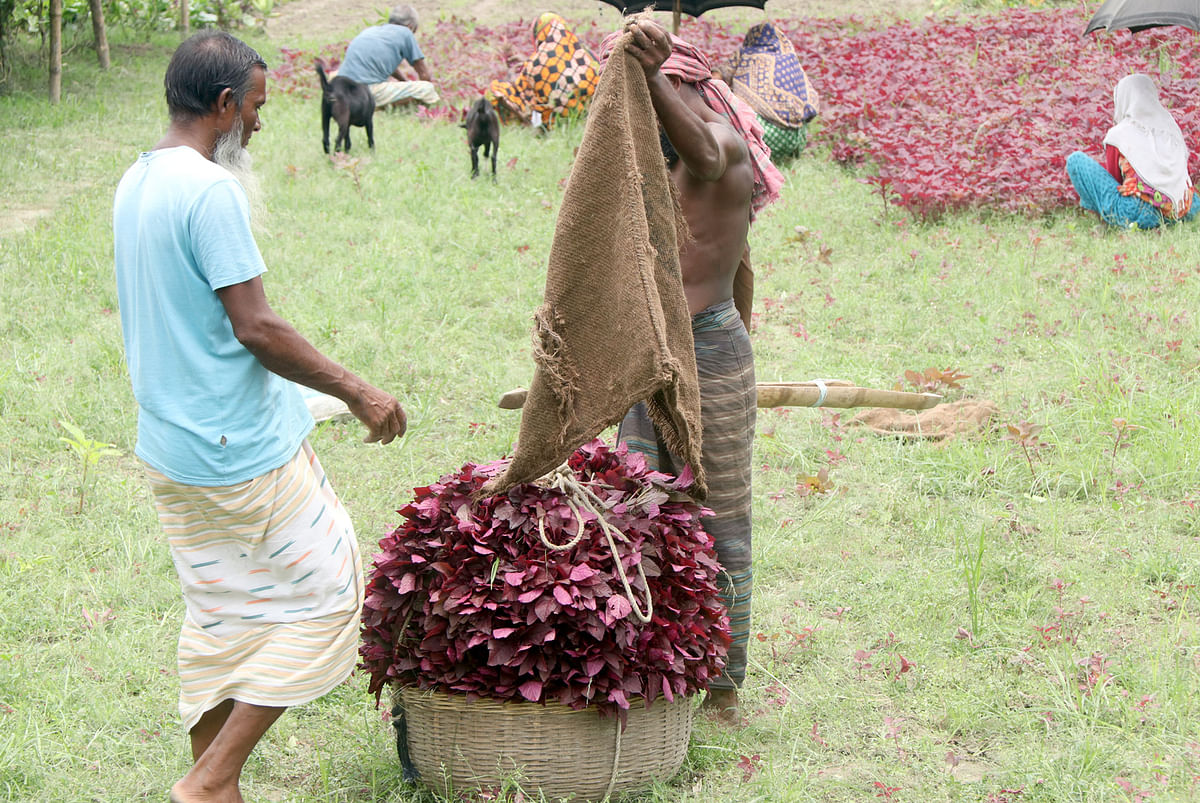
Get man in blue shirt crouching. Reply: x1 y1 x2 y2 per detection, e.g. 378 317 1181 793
337 4 439 109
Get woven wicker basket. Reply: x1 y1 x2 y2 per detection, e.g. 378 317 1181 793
394 687 694 801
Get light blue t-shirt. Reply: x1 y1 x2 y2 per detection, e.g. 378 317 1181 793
338 23 424 85
113 147 313 486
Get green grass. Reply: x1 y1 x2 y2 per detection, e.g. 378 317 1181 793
2 16 1200 803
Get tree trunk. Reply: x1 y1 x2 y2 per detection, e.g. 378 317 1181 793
89 0 109 70
49 0 62 103
180 0 189 36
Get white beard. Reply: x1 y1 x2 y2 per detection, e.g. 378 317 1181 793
213 116 264 223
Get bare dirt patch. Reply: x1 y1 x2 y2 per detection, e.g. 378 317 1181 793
265 0 381 42
0 207 53 237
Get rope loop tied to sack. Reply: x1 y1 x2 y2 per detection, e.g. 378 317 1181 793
534 464 654 624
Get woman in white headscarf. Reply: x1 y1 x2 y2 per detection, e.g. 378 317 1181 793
1066 73 1197 228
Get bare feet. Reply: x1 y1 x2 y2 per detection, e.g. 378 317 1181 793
169 777 243 803
171 701 283 802
700 688 740 726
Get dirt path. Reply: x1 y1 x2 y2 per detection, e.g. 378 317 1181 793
265 0 935 44
265 0 379 42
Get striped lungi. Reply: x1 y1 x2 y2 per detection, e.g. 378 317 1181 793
618 297 755 689
144 441 363 731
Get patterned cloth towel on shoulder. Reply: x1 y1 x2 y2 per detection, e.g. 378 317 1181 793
599 30 784 221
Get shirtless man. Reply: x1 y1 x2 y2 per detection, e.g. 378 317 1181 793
628 20 755 319
615 19 783 724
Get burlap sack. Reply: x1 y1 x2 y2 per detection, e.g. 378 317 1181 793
483 33 706 498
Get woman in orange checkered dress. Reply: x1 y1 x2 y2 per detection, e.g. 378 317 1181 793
489 13 599 130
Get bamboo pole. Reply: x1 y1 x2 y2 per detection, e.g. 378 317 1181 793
180 0 190 37
497 383 942 411
49 0 62 104
754 384 941 410
88 0 110 70
672 0 681 33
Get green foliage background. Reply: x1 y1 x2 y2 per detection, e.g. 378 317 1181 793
4 0 252 33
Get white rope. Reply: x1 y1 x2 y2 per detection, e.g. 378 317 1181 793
602 714 623 801
809 378 829 408
534 465 654 624
535 496 587 551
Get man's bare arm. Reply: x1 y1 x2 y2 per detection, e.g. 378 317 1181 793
216 277 406 444
390 59 431 82
645 73 727 181
626 20 743 182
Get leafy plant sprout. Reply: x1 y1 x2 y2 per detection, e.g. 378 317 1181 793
899 366 970 394
1004 420 1044 480
1108 417 1141 484
57 419 120 515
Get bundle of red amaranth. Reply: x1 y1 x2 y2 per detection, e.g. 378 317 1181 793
360 440 730 719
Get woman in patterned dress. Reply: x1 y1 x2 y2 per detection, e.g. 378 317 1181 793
725 21 819 161
489 13 600 130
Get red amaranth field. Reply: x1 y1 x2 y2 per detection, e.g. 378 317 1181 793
272 8 1200 218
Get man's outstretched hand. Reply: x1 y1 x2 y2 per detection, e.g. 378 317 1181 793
349 385 407 444
624 19 672 78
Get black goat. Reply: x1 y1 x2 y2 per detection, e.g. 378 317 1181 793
461 97 499 181
315 60 375 154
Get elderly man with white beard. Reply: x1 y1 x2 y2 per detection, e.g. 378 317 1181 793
112 31 406 803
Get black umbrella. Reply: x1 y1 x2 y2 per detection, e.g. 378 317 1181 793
599 0 768 34
1084 0 1200 34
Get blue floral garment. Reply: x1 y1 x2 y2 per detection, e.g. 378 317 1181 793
727 21 819 130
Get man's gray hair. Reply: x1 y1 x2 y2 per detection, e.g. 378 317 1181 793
164 31 266 121
389 4 419 31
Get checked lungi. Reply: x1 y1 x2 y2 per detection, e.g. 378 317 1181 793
144 441 363 731
618 298 756 689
